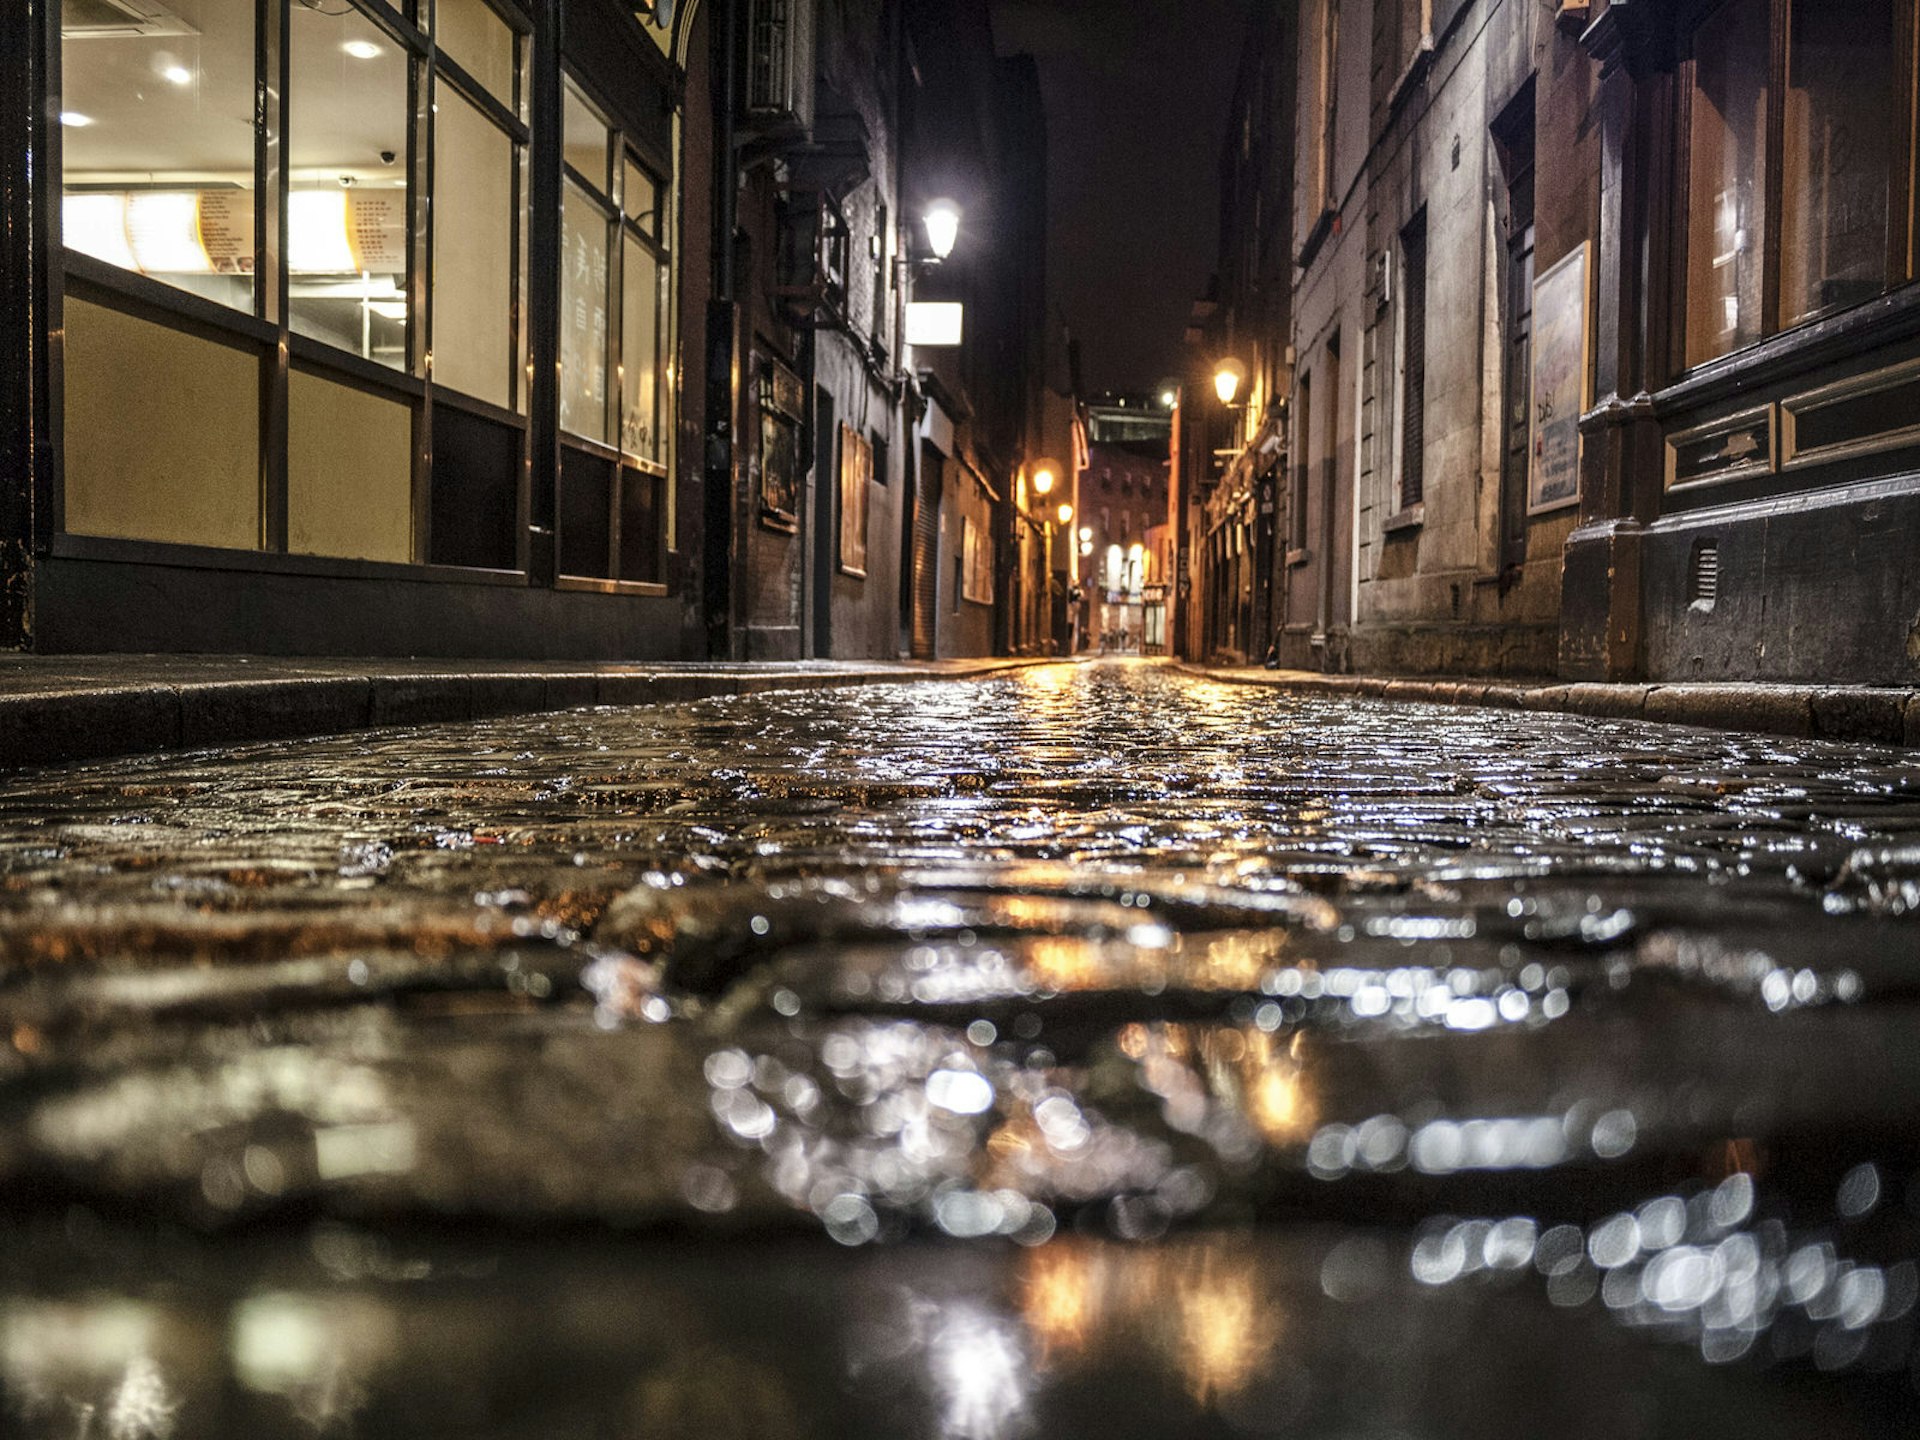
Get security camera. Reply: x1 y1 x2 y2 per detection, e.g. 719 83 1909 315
379 149 397 165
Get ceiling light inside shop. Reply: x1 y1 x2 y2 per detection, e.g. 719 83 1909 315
60 111 95 127
161 63 192 84
342 38 383 59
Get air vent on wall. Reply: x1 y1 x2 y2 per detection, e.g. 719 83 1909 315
62 0 199 39
1689 539 1719 613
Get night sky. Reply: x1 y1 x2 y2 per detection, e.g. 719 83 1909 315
992 0 1251 396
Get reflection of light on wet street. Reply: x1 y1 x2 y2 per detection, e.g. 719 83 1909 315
3 661 1920 1434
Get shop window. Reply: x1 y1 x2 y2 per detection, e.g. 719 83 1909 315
287 369 412 563
287 2 411 369
433 87 518 410
62 297 261 549
1781 1 1897 325
60 0 258 312
1683 0 1909 368
435 0 518 111
559 76 672 582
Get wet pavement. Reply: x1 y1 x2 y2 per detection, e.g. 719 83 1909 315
3 658 1920 1436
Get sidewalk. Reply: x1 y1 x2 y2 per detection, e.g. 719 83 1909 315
0 653 1055 771
1177 662 1920 749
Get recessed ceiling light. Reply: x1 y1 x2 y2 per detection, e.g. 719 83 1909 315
342 39 382 60
161 64 192 85
59 111 93 127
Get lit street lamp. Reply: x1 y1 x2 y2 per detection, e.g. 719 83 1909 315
1213 358 1247 407
924 200 961 262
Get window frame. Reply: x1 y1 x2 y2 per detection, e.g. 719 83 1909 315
51 0 536 571
555 67 671 589
1671 0 1920 378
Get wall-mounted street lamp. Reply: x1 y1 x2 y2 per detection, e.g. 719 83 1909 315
924 199 961 263
1032 465 1056 498
1213 358 1247 407
1056 503 1073 526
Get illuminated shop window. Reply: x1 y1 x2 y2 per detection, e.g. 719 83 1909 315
60 0 259 312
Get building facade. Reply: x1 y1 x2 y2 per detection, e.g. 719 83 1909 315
1192 0 1920 688
2 0 1043 662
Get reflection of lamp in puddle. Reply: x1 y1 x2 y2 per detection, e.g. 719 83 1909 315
1175 1261 1276 1404
1021 1244 1095 1366
1243 1032 1316 1145
931 1304 1028 1440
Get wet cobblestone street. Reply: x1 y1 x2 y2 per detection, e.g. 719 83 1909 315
4 659 1920 1437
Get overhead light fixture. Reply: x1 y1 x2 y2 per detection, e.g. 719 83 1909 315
342 38 383 60
1159 389 1176 408
60 111 95 127
923 199 960 262
1033 467 1055 497
161 63 192 85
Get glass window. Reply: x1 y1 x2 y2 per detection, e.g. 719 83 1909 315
560 178 611 443
620 232 661 459
623 154 660 233
60 0 257 311
288 3 411 368
433 85 516 408
434 0 517 111
1782 0 1896 327
563 81 610 193
1686 0 1770 367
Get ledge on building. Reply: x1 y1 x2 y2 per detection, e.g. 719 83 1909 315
1382 504 1425 535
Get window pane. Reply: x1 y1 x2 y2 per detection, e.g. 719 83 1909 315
433 85 516 409
1782 0 1895 327
289 4 411 369
60 0 256 311
63 296 260 549
563 80 609 192
560 179 610 443
288 368 413 562
1685 0 1769 368
619 232 660 460
434 0 517 111
623 155 660 232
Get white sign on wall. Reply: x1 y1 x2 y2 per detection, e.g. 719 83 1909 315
906 301 964 347
1529 241 1591 515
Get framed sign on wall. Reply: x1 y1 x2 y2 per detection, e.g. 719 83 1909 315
838 423 871 576
1529 241 1591 515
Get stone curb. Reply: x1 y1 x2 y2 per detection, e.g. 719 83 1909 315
1175 663 1920 750
0 658 1051 773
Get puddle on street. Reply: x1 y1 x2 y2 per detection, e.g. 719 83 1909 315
2 661 1919 1436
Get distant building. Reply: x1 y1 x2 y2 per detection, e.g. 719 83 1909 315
1082 396 1172 653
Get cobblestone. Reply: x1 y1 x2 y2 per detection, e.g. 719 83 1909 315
3 660 1920 1436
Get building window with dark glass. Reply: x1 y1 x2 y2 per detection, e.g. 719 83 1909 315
1683 0 1910 369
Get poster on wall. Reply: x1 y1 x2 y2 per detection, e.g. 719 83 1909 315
1529 242 1591 515
838 424 871 576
